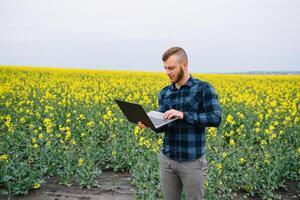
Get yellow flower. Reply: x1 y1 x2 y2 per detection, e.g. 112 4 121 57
134 126 140 136
139 137 145 145
226 114 234 124
87 121 95 127
78 158 84 166
260 140 267 147
205 180 208 188
297 147 300 154
32 137 37 143
71 139 76 145
208 128 217 137
106 107 112 118
264 129 270 135
229 138 235 147
33 183 40 189
0 154 9 162
20 117 26 124
255 127 260 134
5 115 11 121
258 113 263 121
79 114 85 120
38 133 43 139
32 143 39 148
264 153 270 164
112 150 117 157
269 133 277 140
46 141 51 146
222 152 227 159
5 120 11 128
270 100 277 107
157 138 163 145
43 118 51 124
239 157 246 165
99 121 104 126
216 163 222 172
269 125 275 131
5 101 11 107
36 112 41 119
65 131 71 141
264 159 270 164
279 130 284 135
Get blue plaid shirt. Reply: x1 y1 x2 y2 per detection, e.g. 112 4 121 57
155 75 222 161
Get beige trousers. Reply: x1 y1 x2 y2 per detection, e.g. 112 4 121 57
158 151 208 200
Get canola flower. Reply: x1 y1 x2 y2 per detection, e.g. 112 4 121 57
112 150 117 157
33 183 40 189
216 163 223 173
78 158 84 166
0 154 9 162
222 152 228 159
229 138 236 147
239 157 246 165
38 133 43 140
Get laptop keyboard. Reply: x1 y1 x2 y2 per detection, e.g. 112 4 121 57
149 117 168 127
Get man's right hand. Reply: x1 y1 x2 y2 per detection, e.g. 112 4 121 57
138 121 148 128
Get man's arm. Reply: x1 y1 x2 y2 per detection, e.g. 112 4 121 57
183 83 222 127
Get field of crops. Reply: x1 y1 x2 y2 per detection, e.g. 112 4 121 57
0 66 299 199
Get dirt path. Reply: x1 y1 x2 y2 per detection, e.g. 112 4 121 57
1 171 298 200
7 171 135 200
236 180 299 200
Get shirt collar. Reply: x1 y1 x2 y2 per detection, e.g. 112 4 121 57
171 74 194 91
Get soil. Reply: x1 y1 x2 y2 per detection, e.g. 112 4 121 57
235 180 299 200
1 171 135 200
1 171 298 200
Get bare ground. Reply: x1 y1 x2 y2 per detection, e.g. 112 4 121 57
2 171 135 200
236 180 299 200
1 171 298 200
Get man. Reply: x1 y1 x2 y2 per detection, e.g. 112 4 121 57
138 47 222 200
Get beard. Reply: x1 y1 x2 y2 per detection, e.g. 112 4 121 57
172 66 185 83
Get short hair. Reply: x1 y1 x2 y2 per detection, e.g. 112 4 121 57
162 47 188 63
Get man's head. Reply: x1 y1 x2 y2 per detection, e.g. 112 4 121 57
162 47 189 84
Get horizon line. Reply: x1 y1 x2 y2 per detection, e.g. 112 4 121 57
1 65 300 74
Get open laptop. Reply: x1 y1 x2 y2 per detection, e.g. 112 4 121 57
114 99 178 130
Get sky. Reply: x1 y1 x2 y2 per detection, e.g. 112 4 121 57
0 0 299 73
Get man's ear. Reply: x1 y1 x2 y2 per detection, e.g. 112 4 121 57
182 61 188 70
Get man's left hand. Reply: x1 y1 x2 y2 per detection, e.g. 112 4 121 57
163 109 184 120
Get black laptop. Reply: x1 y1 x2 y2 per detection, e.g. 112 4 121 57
114 99 178 130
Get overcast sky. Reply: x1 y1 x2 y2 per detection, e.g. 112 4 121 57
0 0 299 73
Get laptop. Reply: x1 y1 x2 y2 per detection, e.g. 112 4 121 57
114 99 178 130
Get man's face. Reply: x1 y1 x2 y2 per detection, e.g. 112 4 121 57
163 55 186 83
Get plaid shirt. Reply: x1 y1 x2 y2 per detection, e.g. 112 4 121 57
155 75 222 161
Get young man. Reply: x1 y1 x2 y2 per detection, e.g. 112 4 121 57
138 47 222 200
